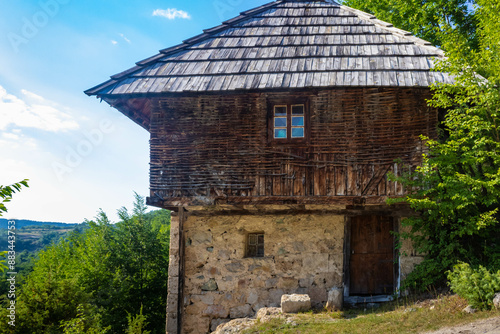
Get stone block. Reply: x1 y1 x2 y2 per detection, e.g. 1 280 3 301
246 289 259 304
308 287 327 306
298 277 312 288
192 293 215 305
225 261 244 273
211 318 230 332
256 307 282 321
190 230 213 245
302 253 329 274
166 313 178 334
212 318 256 334
201 278 218 291
494 293 500 309
269 288 284 304
265 277 278 288
229 304 253 318
166 293 178 313
182 314 210 334
167 276 179 293
463 305 476 314
218 249 231 260
281 294 311 313
327 254 344 274
168 256 180 277
203 305 229 318
325 287 343 311
279 277 299 290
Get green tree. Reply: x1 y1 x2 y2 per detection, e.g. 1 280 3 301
0 180 29 217
5 195 170 334
340 0 478 50
393 0 500 288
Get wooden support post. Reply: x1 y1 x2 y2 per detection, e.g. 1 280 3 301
166 208 185 334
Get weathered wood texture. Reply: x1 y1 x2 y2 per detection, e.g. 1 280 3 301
349 215 394 295
149 87 436 206
86 0 451 103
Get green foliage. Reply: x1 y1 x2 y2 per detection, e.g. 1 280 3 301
0 251 7 273
391 0 500 289
126 305 151 334
447 263 500 309
340 0 478 50
0 180 29 217
14 237 89 333
60 305 109 334
6 194 170 334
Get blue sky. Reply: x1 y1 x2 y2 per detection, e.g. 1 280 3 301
0 0 269 223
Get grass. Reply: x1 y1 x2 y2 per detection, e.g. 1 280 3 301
243 294 500 334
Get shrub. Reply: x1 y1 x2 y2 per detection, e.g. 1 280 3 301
447 262 500 309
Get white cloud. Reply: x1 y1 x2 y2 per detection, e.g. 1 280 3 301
111 40 118 45
119 33 131 44
152 8 191 20
0 86 79 133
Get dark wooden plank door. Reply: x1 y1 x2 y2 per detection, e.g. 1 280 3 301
349 215 394 295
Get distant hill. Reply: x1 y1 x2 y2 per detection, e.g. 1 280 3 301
0 218 80 229
0 219 83 253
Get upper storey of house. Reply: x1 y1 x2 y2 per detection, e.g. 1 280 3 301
86 0 450 131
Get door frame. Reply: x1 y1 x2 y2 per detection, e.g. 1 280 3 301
343 215 400 303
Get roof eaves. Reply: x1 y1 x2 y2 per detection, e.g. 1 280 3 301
84 79 118 96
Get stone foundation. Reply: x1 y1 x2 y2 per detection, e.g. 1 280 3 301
165 207 423 334
180 211 344 333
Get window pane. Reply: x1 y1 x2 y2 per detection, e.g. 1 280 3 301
257 234 264 244
274 106 287 116
292 116 304 126
249 234 257 245
248 245 256 257
274 117 287 127
275 129 287 138
291 127 304 138
292 105 304 115
257 246 264 257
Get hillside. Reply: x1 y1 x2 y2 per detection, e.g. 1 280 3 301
0 218 80 229
0 218 82 253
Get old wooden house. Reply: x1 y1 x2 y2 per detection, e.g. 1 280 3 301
86 0 452 333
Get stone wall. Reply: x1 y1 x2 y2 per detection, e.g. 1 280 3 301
165 208 424 334
181 212 345 333
399 223 425 281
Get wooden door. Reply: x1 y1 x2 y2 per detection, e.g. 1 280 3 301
349 215 394 295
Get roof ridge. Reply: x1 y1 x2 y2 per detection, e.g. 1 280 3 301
339 5 445 57
85 0 450 97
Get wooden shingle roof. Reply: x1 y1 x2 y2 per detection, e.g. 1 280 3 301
86 0 451 97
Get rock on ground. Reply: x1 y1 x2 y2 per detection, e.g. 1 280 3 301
281 294 312 313
211 318 256 334
493 293 500 310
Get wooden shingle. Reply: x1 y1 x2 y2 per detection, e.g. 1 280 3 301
86 0 450 97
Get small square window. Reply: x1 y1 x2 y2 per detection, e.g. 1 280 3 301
246 233 264 257
271 104 306 140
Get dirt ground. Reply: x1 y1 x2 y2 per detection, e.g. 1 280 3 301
422 316 500 334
